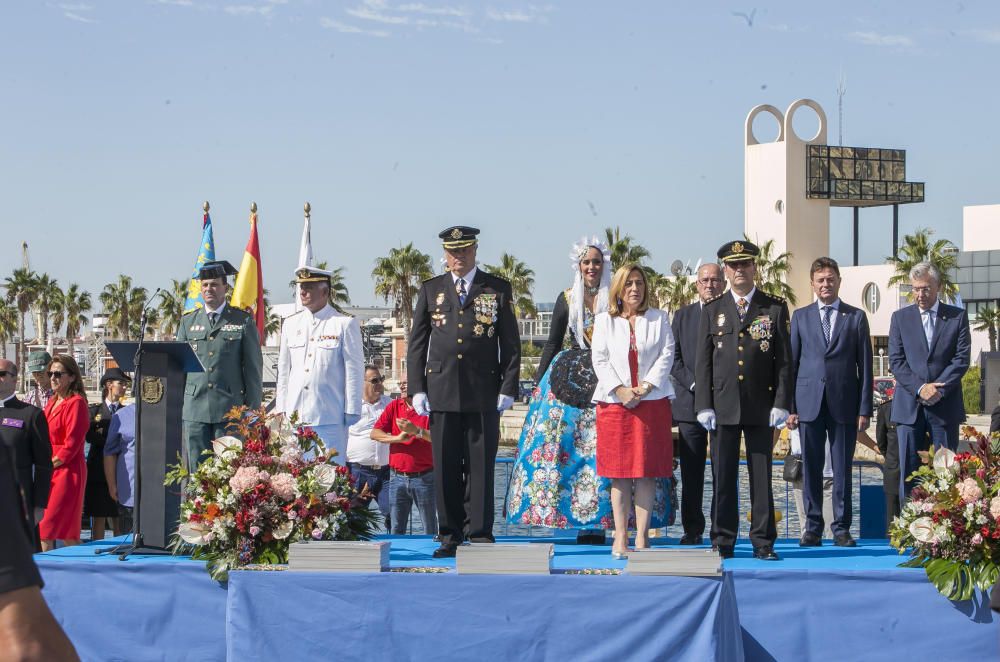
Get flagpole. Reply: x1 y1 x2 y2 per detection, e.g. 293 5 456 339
295 202 313 311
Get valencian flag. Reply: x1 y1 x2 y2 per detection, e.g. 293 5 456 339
184 206 216 311
230 204 265 343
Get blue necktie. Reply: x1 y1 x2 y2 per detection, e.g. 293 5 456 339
923 310 935 347
821 305 833 345
457 278 467 306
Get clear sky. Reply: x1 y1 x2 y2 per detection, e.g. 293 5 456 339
3 0 997 322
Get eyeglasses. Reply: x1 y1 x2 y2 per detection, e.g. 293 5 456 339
48 371 66 379
697 278 723 285
0 370 15 378
366 377 385 384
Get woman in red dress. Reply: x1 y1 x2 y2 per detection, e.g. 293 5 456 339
592 265 676 559
39 354 89 551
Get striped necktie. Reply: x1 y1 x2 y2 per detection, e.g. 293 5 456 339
821 305 833 345
737 297 748 322
457 278 467 306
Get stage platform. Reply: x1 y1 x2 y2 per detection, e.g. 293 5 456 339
37 536 1000 661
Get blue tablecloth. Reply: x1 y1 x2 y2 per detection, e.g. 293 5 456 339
226 570 744 661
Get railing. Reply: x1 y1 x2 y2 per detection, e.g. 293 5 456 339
400 458 887 539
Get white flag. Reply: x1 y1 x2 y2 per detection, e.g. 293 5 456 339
298 213 313 269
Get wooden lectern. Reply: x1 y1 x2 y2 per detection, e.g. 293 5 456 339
105 341 203 553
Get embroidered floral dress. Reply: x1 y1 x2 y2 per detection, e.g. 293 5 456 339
507 296 672 529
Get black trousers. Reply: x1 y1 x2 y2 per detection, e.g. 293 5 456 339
676 421 710 538
430 410 499 547
800 399 856 538
711 424 776 548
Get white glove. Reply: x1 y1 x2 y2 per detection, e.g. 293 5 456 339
413 392 431 416
697 409 717 431
769 407 789 428
497 394 514 412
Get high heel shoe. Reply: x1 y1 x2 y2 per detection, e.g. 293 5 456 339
611 548 629 560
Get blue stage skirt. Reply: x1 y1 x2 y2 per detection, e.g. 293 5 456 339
506 351 673 530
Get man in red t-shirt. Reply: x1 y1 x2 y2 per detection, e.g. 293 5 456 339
371 381 437 535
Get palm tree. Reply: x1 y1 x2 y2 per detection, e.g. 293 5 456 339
32 274 62 347
4 268 39 387
53 284 92 357
0 299 17 360
288 261 351 313
973 306 1000 353
745 234 797 306
372 243 434 330
157 278 189 338
604 227 651 271
100 275 149 340
887 228 960 302
655 272 698 314
484 253 537 318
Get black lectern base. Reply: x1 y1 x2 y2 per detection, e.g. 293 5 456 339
93 536 174 560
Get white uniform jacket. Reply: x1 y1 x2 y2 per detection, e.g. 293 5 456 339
591 308 676 404
276 304 364 425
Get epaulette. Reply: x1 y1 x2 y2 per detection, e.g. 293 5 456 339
182 308 198 316
705 293 725 304
487 272 511 285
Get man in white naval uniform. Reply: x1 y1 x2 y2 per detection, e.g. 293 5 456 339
275 267 364 461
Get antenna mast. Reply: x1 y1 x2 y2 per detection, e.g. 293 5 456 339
837 71 847 145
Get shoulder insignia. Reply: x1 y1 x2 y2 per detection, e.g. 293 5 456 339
706 293 724 304
182 308 197 316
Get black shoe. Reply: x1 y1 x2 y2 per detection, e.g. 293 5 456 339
576 532 607 545
432 545 458 558
469 536 495 544
716 544 735 559
679 534 703 546
752 545 780 561
799 532 822 547
834 533 857 547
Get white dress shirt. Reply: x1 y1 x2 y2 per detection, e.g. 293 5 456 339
731 287 757 306
275 303 365 425
451 266 478 297
346 394 392 466
817 298 841 338
919 300 940 346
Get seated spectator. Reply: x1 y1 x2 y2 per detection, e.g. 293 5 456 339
103 403 136 534
371 380 437 536
344 366 392 529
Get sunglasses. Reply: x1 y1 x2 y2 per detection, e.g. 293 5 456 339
0 370 15 378
48 371 67 379
367 377 385 384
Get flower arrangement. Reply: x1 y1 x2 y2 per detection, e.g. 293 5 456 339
889 427 1000 601
165 407 379 581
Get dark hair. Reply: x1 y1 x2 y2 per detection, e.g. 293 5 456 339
364 365 380 373
810 257 840 278
48 354 88 401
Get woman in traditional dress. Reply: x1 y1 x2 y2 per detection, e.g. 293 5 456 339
38 354 89 551
507 238 672 543
592 264 676 558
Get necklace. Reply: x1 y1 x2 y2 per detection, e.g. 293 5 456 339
586 285 599 295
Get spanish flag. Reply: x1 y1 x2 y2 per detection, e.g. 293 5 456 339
230 205 265 343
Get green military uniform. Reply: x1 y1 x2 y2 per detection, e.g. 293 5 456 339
176 303 263 471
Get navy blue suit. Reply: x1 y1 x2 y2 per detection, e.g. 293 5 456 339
790 300 873 538
888 302 971 499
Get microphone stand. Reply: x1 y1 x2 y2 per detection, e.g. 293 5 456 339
97 290 170 559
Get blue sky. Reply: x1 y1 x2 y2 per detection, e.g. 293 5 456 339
2 1 998 318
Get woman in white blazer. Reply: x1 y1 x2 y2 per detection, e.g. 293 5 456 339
591 264 676 558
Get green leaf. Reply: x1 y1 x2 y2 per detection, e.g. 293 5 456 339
899 555 928 569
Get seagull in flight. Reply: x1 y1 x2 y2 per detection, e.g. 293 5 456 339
732 8 756 27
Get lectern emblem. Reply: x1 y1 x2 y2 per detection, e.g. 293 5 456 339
141 376 164 404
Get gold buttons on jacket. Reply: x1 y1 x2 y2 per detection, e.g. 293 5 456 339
738 360 743 366
457 339 463 344
738 346 743 351
458 323 463 328
739 332 744 338
458 354 464 359
738 375 744 381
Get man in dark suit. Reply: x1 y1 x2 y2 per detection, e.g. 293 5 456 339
786 257 873 547
670 262 725 545
407 226 521 558
695 240 792 561
0 358 52 543
888 261 971 500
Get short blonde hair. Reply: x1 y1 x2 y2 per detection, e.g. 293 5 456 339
608 264 650 317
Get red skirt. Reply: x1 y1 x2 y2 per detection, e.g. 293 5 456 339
595 398 673 479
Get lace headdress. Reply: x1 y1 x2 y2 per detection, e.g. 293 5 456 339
566 236 611 348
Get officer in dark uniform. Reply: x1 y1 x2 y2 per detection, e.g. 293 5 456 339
407 226 521 557
695 240 792 560
176 261 263 472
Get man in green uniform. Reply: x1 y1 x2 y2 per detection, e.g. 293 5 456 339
176 261 263 471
